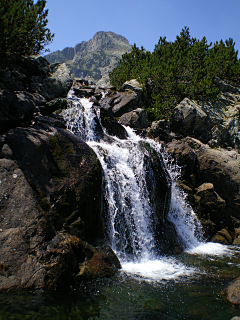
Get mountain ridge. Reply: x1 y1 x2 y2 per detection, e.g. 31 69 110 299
44 31 132 85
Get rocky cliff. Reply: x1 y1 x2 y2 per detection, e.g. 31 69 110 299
44 31 132 85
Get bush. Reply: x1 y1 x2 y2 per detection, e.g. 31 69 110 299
109 27 240 121
0 0 54 61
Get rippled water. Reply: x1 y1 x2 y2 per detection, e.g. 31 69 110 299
1 245 240 319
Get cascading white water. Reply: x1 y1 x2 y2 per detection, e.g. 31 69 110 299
62 91 233 281
64 95 157 261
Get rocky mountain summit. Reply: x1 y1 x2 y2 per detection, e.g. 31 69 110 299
44 31 132 86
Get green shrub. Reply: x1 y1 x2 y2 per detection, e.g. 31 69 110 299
109 27 240 121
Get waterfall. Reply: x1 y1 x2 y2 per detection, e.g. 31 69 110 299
63 91 203 259
60 89 234 282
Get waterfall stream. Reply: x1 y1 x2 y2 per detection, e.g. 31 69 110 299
62 92 233 281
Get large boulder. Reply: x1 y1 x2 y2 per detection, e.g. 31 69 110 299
100 91 139 118
221 277 240 306
100 108 127 139
118 108 148 129
0 119 121 291
172 98 207 135
0 56 73 134
4 123 104 241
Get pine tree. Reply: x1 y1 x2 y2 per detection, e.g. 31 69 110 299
0 0 54 61
109 27 240 121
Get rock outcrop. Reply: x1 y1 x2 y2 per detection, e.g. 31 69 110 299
0 55 73 134
166 137 240 240
171 80 240 149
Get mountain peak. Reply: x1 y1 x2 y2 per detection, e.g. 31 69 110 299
45 31 132 85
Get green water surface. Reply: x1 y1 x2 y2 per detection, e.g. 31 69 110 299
1 248 240 320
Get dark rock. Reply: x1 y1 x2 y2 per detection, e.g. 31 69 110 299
150 119 173 142
38 98 68 116
74 88 95 98
5 124 104 242
118 108 148 129
0 121 114 291
35 115 66 129
0 90 45 134
77 243 121 280
212 228 233 244
195 183 226 227
139 141 172 230
30 63 73 100
16 55 50 78
100 108 127 139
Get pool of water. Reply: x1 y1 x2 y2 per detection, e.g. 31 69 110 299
1 244 240 320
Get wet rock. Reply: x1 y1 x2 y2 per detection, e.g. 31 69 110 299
118 108 148 129
100 108 127 139
221 277 240 306
77 243 121 280
139 141 172 230
212 228 233 245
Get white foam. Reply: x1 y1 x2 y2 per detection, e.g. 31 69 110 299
121 258 196 281
186 242 234 256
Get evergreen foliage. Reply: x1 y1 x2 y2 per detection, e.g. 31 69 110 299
0 0 54 61
109 27 240 120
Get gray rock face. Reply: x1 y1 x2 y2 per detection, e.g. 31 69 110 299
119 108 148 129
100 91 139 117
171 80 240 149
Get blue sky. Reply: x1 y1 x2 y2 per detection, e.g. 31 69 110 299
45 0 240 56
